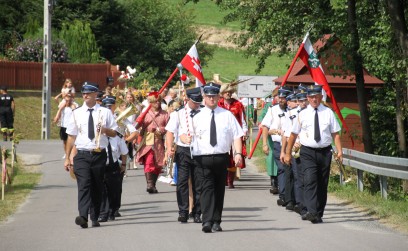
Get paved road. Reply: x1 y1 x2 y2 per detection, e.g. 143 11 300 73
0 140 406 251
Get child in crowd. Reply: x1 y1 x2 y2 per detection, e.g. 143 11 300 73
54 78 76 109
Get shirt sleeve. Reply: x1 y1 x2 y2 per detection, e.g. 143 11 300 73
105 109 118 131
229 113 244 140
165 111 179 134
65 110 78 136
118 138 129 155
261 107 273 127
330 110 341 133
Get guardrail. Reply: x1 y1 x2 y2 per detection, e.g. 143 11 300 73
341 148 408 199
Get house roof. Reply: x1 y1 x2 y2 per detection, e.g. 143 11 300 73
274 34 384 88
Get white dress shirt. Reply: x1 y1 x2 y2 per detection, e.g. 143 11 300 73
66 103 118 150
106 136 128 165
165 104 200 148
261 104 287 143
291 104 341 148
187 106 244 156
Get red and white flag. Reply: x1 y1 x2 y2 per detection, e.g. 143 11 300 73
181 44 206 87
297 32 350 138
280 32 351 144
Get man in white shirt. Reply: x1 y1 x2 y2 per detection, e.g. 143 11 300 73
165 87 203 223
180 82 244 233
64 82 118 229
284 85 343 224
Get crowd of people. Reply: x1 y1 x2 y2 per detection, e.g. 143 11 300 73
56 76 342 232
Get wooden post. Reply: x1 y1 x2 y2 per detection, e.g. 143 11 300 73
1 147 5 200
11 141 15 176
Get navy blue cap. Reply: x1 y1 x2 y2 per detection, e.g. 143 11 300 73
296 90 307 100
203 82 221 95
286 92 297 101
297 83 307 92
307 85 323 96
102 95 116 106
96 91 104 100
81 82 99 93
186 87 203 103
278 86 291 97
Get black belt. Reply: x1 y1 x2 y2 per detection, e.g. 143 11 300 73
77 149 106 155
196 153 229 157
301 145 331 151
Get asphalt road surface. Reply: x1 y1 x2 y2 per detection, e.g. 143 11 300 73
0 140 406 251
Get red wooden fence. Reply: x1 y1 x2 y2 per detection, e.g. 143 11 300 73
0 61 121 92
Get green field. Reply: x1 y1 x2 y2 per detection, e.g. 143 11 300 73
167 0 240 30
203 46 293 81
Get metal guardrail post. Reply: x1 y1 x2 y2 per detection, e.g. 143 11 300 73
379 176 388 199
357 170 364 192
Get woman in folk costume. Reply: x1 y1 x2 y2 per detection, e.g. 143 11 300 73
136 91 169 193
218 81 248 189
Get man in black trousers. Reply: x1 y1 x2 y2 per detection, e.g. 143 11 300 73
284 85 342 224
64 82 118 228
180 83 244 233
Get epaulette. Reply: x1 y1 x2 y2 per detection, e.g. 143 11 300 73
297 107 307 113
175 105 184 112
200 104 204 108
278 113 285 118
289 114 297 120
72 106 81 111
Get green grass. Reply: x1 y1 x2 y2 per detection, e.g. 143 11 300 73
167 0 240 30
0 158 41 222
13 91 68 140
203 46 293 81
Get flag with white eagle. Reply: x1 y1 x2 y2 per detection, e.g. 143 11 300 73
180 44 206 87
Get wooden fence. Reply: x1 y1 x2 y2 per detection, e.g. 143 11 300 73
0 61 122 92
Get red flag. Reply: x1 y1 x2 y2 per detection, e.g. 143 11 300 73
180 44 206 87
298 33 351 141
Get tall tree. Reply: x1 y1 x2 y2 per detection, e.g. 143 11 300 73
386 0 408 157
59 20 100 63
347 0 373 153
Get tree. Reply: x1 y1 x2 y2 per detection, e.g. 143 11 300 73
59 20 101 63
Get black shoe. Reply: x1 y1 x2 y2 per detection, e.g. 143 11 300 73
193 215 202 223
108 215 115 221
293 205 301 214
188 212 194 220
202 222 212 233
92 221 100 227
305 212 322 224
178 214 188 223
114 211 122 217
75 216 88 228
212 223 222 232
269 187 279 194
98 217 108 222
277 198 287 206
301 213 308 220
285 202 294 211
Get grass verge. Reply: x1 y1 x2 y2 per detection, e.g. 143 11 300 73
0 157 41 222
249 138 408 234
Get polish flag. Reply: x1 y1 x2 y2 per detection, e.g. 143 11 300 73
180 44 206 87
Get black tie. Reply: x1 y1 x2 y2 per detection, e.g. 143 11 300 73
107 138 114 165
210 110 217 147
314 108 321 142
88 108 95 140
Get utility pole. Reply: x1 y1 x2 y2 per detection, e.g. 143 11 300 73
42 0 53 139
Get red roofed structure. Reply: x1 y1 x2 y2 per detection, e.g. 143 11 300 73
274 34 384 151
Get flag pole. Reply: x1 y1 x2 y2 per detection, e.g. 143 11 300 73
248 33 308 158
135 67 178 127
